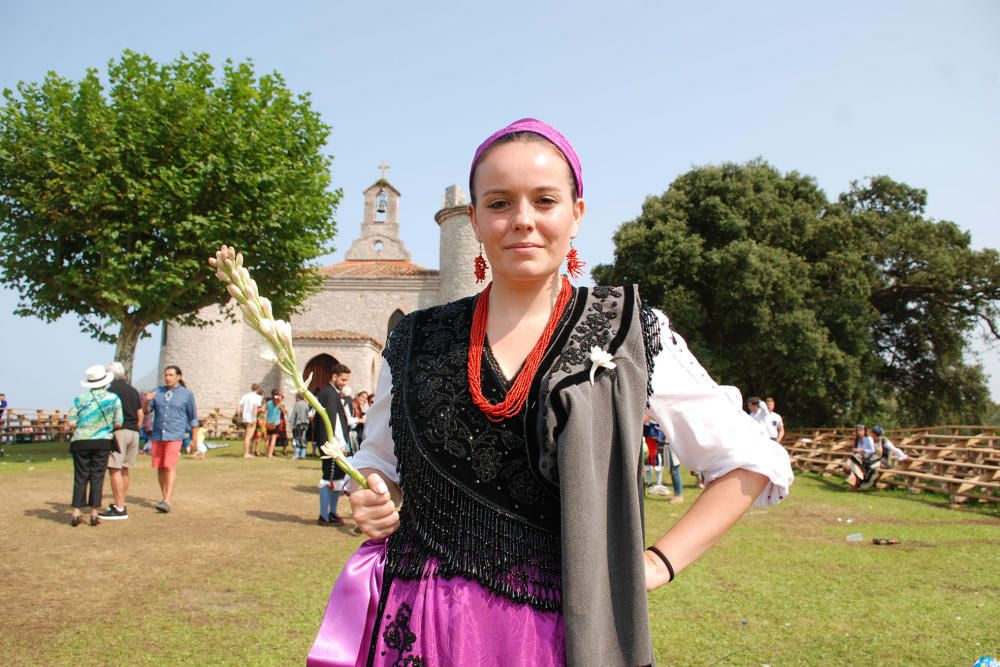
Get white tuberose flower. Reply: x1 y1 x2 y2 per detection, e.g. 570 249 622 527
275 319 293 346
589 346 617 384
260 346 279 364
319 438 345 460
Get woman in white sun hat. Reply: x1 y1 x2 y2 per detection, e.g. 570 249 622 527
68 365 123 527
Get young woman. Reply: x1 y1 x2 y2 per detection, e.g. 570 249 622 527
338 119 793 666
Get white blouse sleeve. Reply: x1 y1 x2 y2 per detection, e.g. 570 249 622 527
349 359 400 485
645 312 794 507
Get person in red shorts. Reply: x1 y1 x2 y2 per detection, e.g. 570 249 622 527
147 365 200 513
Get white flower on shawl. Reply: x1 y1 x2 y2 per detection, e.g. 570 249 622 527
588 346 617 384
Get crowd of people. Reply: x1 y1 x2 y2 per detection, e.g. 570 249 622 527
237 380 372 462
234 365 377 527
62 354 377 527
67 362 197 524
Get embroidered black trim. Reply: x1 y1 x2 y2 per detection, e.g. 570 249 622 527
548 286 627 448
380 603 425 667
553 286 622 375
526 287 586 490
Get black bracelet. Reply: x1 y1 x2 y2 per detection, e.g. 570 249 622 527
646 545 675 582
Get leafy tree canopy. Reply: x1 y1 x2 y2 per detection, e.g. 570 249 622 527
593 160 999 426
0 51 341 378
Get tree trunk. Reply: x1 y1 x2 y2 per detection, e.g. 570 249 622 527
114 316 146 383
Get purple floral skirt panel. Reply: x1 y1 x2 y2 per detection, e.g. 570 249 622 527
369 566 565 667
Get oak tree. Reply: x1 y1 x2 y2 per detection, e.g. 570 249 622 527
594 161 999 425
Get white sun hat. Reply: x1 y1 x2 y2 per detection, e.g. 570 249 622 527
81 364 114 388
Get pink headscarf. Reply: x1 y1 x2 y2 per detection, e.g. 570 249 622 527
469 118 583 198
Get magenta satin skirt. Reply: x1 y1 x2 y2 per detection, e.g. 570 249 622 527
370 564 565 666
306 541 565 667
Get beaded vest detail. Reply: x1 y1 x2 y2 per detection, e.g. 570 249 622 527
383 296 564 611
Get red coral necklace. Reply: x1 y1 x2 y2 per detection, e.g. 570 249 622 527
468 276 573 422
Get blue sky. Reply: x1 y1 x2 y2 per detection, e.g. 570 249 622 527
1 0 998 410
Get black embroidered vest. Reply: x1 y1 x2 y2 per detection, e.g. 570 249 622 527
383 294 566 610
381 286 662 613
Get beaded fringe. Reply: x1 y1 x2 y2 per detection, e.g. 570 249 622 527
638 304 663 399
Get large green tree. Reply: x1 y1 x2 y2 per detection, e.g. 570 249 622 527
0 51 340 379
593 160 999 426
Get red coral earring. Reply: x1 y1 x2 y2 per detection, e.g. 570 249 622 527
566 241 585 280
474 243 489 283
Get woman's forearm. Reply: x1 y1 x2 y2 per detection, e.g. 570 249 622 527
645 468 768 589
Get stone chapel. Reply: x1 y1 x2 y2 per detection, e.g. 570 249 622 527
157 176 490 413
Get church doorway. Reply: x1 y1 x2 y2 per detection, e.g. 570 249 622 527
304 354 339 395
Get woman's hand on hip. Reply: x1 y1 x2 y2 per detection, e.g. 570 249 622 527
643 550 672 592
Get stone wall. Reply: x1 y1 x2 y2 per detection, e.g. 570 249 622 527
161 274 441 416
293 275 440 346
159 303 245 416
436 186 487 304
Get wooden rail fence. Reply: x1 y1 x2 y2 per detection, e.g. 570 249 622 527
783 426 1000 505
0 407 249 443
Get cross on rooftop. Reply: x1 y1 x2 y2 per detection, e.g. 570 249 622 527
378 161 391 179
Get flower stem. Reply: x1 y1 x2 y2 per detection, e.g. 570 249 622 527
299 381 368 489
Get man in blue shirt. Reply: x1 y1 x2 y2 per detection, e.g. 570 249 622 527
148 365 199 513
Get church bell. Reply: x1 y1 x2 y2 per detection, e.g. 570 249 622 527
376 191 388 214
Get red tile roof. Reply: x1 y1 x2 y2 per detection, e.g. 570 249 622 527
293 329 383 349
317 260 438 278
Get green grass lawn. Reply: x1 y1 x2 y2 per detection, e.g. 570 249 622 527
2 441 998 666
646 471 999 665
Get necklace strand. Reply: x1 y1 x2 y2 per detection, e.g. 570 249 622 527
468 276 573 422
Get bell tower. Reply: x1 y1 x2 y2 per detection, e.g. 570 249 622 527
345 162 411 261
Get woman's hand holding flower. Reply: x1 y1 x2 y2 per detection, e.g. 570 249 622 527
349 472 401 540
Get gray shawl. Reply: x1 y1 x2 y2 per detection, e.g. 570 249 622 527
539 285 654 666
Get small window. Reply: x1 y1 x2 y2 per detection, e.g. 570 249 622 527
387 309 405 340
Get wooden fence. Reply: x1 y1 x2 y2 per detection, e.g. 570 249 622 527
783 426 1000 505
0 409 74 442
0 407 248 443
